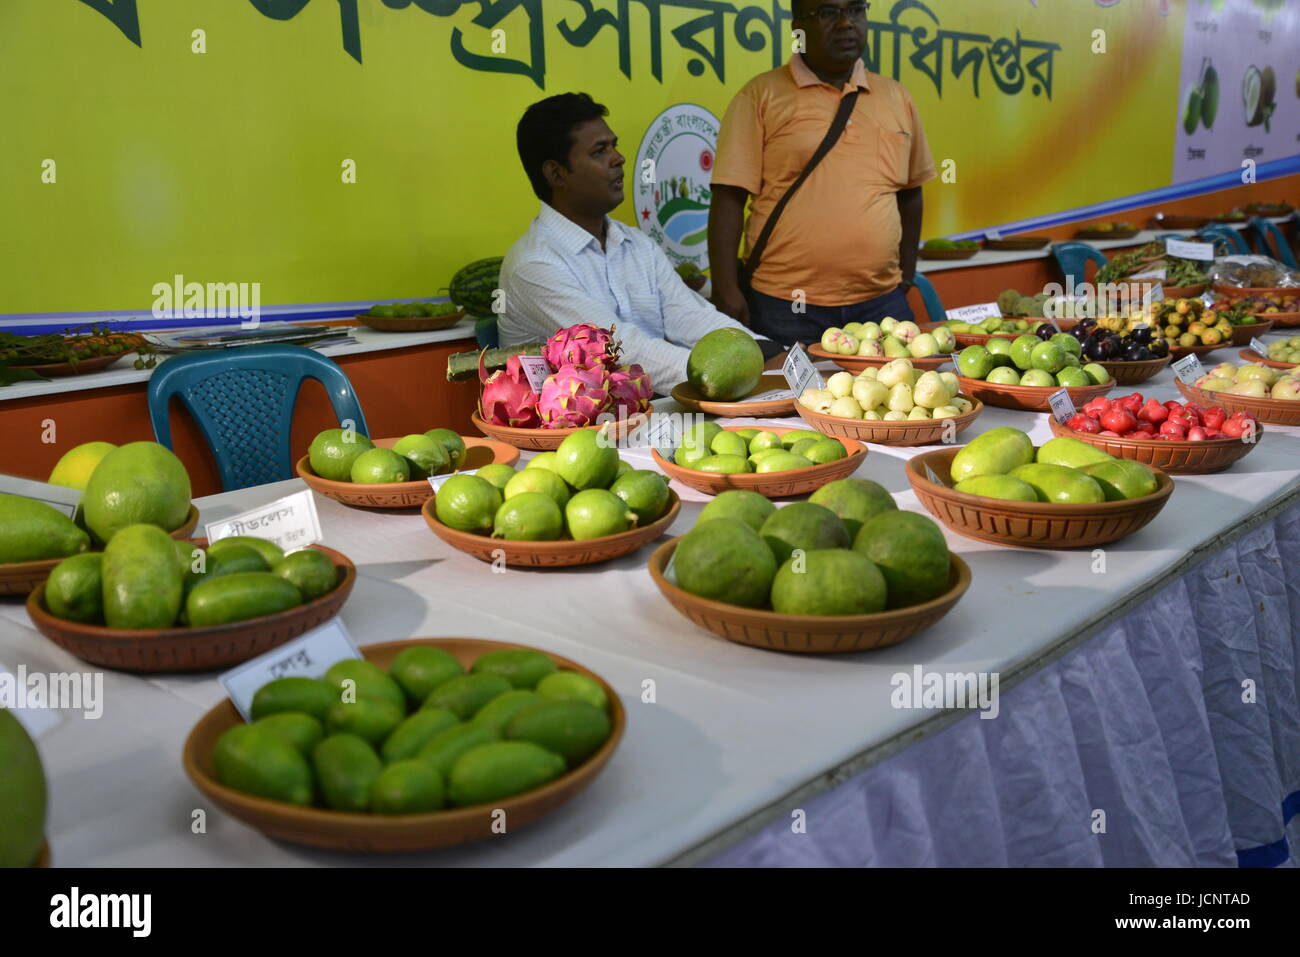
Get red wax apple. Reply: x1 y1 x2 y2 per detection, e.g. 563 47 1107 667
1202 407 1227 430
1083 397 1112 418
1132 420 1157 435
1101 408 1137 434
1164 400 1184 413
1167 411 1193 431
1067 413 1102 433
1187 427 1207 441
1203 427 1221 439
1159 420 1186 439
1117 392 1143 414
1137 399 1168 424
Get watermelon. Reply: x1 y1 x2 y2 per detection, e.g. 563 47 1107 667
449 257 504 317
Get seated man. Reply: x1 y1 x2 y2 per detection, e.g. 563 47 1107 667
499 93 783 393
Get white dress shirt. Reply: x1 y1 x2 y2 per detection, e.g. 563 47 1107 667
498 203 768 393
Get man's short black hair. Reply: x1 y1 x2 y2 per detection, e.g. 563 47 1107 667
516 93 609 203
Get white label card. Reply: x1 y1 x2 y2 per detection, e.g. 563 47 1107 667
984 229 1003 240
205 489 322 552
945 302 1002 323
1048 388 1078 425
0 663 62 738
1250 338 1270 358
1166 239 1215 261
923 463 945 487
1130 268 1167 282
0 474 80 518
428 472 457 491
782 344 824 397
1172 353 1204 385
663 547 678 585
516 355 550 394
219 619 363 722
647 412 679 454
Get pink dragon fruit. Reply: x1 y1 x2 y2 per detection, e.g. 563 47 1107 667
538 364 611 428
479 351 541 428
604 364 653 419
542 324 619 372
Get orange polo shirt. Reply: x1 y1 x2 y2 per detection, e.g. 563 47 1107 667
712 54 936 307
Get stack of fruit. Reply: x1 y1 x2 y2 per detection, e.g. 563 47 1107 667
669 481 954 616
948 429 1159 503
801 360 972 421
1260 337 1300 365
1095 242 1208 288
818 319 955 360
1229 293 1300 318
935 316 1047 339
42 530 340 630
1065 318 1169 363
479 324 652 429
1193 361 1300 401
1096 297 1245 352
307 427 467 484
1064 392 1257 440
671 421 846 474
435 430 669 541
998 288 1054 319
213 647 612 813
955 334 1111 388
364 302 460 319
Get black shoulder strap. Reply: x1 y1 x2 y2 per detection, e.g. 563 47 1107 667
742 89 860 280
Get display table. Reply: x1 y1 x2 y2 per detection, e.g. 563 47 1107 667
2 351 1298 868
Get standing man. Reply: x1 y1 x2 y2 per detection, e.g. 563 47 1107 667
499 93 784 392
708 0 936 346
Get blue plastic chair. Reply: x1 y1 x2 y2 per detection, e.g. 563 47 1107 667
1246 216 1297 268
1051 242 1107 293
147 345 369 492
910 272 947 325
474 316 499 348
1197 223 1249 256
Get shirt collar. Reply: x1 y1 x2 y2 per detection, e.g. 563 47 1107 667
537 202 626 254
789 52 871 92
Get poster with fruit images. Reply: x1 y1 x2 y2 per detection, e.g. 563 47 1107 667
1174 0 1299 183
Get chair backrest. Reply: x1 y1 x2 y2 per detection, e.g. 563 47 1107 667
1247 217 1298 268
1050 242 1107 293
474 316 500 349
147 344 369 492
1197 223 1249 256
910 273 947 325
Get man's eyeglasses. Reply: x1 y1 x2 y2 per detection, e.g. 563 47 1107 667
797 2 870 26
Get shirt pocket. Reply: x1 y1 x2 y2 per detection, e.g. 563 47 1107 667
876 127 912 188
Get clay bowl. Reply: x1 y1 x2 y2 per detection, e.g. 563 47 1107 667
10 353 131 377
1151 213 1210 230
905 447 1173 549
1047 416 1262 475
295 436 518 509
1237 348 1297 370
470 412 649 452
955 376 1115 413
669 375 795 418
647 538 971 654
355 310 466 333
1167 341 1227 360
25 542 355 672
0 505 200 598
651 426 865 497
1229 320 1274 345
918 247 979 260
1097 355 1170 385
1175 380 1300 427
1213 285 1300 300
183 637 624 853
421 491 680 568
1246 310 1300 328
1157 284 1208 301
983 237 1051 251
793 396 983 447
920 322 1036 348
807 344 949 372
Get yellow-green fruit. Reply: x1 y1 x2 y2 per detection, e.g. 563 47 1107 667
852 511 951 609
313 733 382 812
952 475 1039 502
104 524 183 629
417 723 500 778
271 549 337 601
472 690 543 735
759 502 850 565
673 518 777 609
82 441 192 543
687 328 763 400
434 474 502 533
326 697 405 747
185 572 301 628
808 478 897 539
771 549 887 616
535 670 609 711
1007 463 1105 504
424 428 467 470
470 649 558 689
380 708 460 763
253 712 324 757
207 536 284 567
250 677 336 724
370 760 445 814
505 699 611 768
323 659 406 710
214 724 313 806
44 552 103 624
424 673 513 720
697 489 776 533
308 428 374 482
555 428 620 491
950 427 1035 483
447 741 566 806
350 447 410 484
1035 436 1113 469
47 441 116 490
388 646 464 706
0 494 89 564
1079 460 1158 501
0 709 46 867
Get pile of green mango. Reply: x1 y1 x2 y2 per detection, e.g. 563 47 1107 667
367 302 461 319
948 428 1158 503
43 531 339 630
673 423 846 474
214 648 612 813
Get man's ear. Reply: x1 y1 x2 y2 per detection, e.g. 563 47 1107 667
542 159 566 195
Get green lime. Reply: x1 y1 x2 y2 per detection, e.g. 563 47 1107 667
271 548 337 601
253 712 324 757
208 536 284 567
251 677 335 723
748 430 784 453
392 434 449 479
771 549 887 615
535 670 608 711
380 709 460 763
1009 335 1039 372
733 428 759 442
697 490 775 533
309 428 374 482
555 428 619 490
472 690 542 734
615 459 634 478
424 428 467 470
313 733 382 812
434 474 502 533
610 470 670 525
326 698 405 747
808 478 897 538
504 468 570 508
349 447 411 484
505 699 610 768
45 552 103 623
674 443 712 468
673 518 776 608
759 502 850 565
323 659 406 710
370 760 445 814
803 438 847 465
492 492 564 541
852 510 951 609
388 646 465 704
526 451 561 473
565 489 636 539
214 725 312 806
471 649 558 689
709 431 748 457
1055 366 1090 388
475 463 517 491
425 673 513 721
697 454 752 474
789 438 818 458
681 421 723 450
417 724 500 779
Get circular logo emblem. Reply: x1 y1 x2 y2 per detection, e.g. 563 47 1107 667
634 103 720 274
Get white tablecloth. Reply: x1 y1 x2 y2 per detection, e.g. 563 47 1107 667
3 358 1298 867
